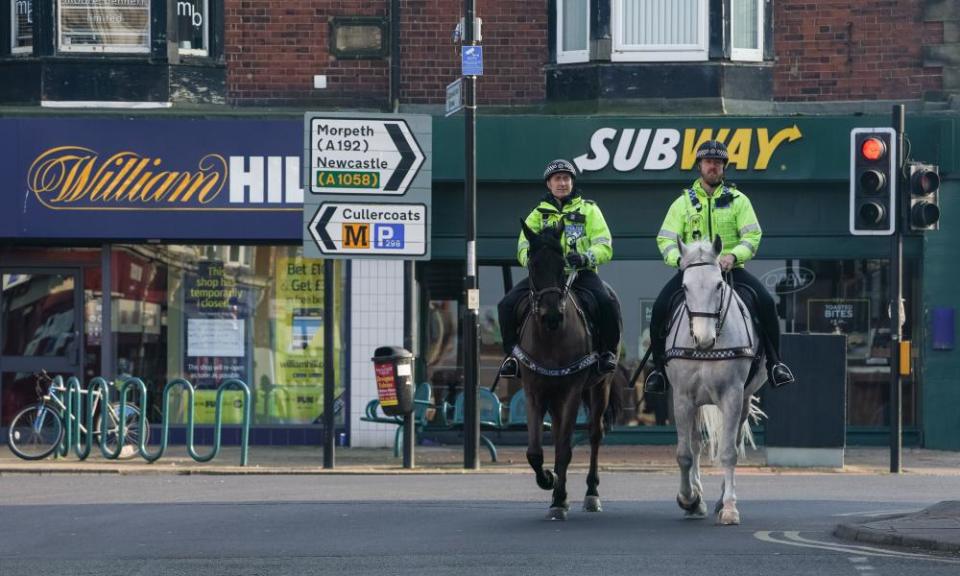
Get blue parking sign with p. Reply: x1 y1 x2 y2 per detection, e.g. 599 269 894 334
374 224 405 249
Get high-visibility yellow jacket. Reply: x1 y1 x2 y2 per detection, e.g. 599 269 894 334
517 192 613 273
656 179 761 268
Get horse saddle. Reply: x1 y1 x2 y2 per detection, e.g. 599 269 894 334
665 283 761 334
514 283 607 350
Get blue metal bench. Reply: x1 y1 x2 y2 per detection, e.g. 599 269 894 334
360 381 433 457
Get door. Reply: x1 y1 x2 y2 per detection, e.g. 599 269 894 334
0 269 83 426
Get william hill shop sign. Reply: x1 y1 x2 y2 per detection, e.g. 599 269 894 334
0 116 862 240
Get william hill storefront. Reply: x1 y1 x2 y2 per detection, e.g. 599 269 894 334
1 114 957 448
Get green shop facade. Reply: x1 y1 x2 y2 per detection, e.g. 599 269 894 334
424 113 959 450
0 112 957 449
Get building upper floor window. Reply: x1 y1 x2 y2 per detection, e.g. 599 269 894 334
175 0 209 57
555 0 767 65
58 0 150 53
557 0 589 64
611 0 708 62
12 0 32 54
731 0 763 62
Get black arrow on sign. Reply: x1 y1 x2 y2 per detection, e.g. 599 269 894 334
313 205 337 251
384 123 415 192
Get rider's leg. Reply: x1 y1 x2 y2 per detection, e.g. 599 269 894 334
497 278 530 378
573 271 621 373
729 268 795 387
644 272 683 394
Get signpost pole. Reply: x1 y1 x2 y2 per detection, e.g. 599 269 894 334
402 260 416 469
889 104 905 474
462 0 480 470
323 258 336 469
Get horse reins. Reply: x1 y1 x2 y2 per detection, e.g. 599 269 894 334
527 270 578 316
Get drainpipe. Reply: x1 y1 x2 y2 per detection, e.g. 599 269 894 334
390 0 401 111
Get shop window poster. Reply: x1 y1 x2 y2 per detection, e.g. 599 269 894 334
807 298 871 359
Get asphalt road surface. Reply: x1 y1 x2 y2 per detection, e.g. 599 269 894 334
2 472 959 575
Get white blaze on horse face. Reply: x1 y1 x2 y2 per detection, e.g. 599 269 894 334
684 264 723 349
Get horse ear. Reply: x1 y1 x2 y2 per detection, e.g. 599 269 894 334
712 235 723 256
521 220 536 242
678 239 687 256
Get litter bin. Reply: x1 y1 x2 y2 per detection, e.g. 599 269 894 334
371 346 415 416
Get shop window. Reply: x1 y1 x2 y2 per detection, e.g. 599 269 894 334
11 0 32 54
175 0 209 57
731 0 763 62
556 0 589 64
611 0 708 62
58 0 150 53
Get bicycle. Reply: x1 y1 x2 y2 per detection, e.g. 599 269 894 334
7 371 151 461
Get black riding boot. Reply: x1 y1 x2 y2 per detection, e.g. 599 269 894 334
598 351 618 374
643 356 668 394
764 339 795 387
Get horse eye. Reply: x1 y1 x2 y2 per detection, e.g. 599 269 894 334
717 282 723 289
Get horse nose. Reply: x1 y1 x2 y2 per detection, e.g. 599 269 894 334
699 337 716 350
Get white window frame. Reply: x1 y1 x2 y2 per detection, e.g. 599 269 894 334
611 0 708 62
11 0 32 54
731 0 764 62
176 0 210 57
57 0 151 54
557 0 590 64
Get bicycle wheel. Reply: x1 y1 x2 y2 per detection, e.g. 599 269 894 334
7 404 64 460
96 403 149 459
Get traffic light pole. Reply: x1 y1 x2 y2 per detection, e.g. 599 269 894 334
462 0 480 470
889 105 905 474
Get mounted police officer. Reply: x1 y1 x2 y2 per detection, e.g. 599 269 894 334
497 159 622 378
643 141 795 393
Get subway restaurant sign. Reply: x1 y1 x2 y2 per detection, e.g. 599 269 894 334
428 115 947 182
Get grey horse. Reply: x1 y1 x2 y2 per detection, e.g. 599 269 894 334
665 236 766 525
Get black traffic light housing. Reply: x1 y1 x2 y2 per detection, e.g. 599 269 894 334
907 161 940 231
849 127 897 236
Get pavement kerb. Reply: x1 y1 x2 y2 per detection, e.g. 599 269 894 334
834 520 960 554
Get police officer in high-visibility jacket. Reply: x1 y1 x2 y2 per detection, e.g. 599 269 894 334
643 140 795 394
497 159 622 378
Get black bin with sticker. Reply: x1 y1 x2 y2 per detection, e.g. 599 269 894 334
371 346 415 416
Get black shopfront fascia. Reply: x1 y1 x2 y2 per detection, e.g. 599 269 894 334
0 0 225 104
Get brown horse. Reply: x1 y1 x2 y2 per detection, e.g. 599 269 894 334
515 221 622 520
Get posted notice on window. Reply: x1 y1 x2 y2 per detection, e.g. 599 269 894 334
187 319 245 358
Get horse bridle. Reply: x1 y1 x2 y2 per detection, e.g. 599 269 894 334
528 271 577 317
682 261 733 338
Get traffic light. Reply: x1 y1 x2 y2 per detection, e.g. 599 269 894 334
907 161 940 231
850 127 897 236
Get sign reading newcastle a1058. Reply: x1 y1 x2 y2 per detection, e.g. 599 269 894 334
309 118 425 195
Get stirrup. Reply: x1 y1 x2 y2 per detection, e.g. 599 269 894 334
643 370 668 394
499 357 520 378
768 362 795 388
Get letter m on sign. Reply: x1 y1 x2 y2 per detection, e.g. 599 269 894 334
342 223 369 248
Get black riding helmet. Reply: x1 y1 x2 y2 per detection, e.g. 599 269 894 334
543 159 578 182
695 140 729 166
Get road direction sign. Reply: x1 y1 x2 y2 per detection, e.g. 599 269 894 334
306 202 427 258
308 117 425 196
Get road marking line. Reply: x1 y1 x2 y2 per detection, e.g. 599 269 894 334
754 531 960 564
833 509 921 518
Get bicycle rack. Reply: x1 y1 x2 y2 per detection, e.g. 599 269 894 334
57 376 251 466
124 378 251 466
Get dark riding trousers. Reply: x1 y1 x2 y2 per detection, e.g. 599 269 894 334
649 267 781 367
498 270 622 356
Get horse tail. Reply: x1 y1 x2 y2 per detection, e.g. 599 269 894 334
603 370 625 433
697 394 767 463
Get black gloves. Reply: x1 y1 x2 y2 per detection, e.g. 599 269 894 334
565 252 588 269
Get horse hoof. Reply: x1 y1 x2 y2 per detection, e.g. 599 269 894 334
677 494 706 519
536 469 556 491
583 495 602 512
546 507 568 521
717 507 740 525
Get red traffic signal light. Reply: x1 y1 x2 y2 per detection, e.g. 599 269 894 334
860 137 886 161
850 128 896 236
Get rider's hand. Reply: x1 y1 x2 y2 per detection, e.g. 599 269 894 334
565 252 588 269
719 254 736 272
